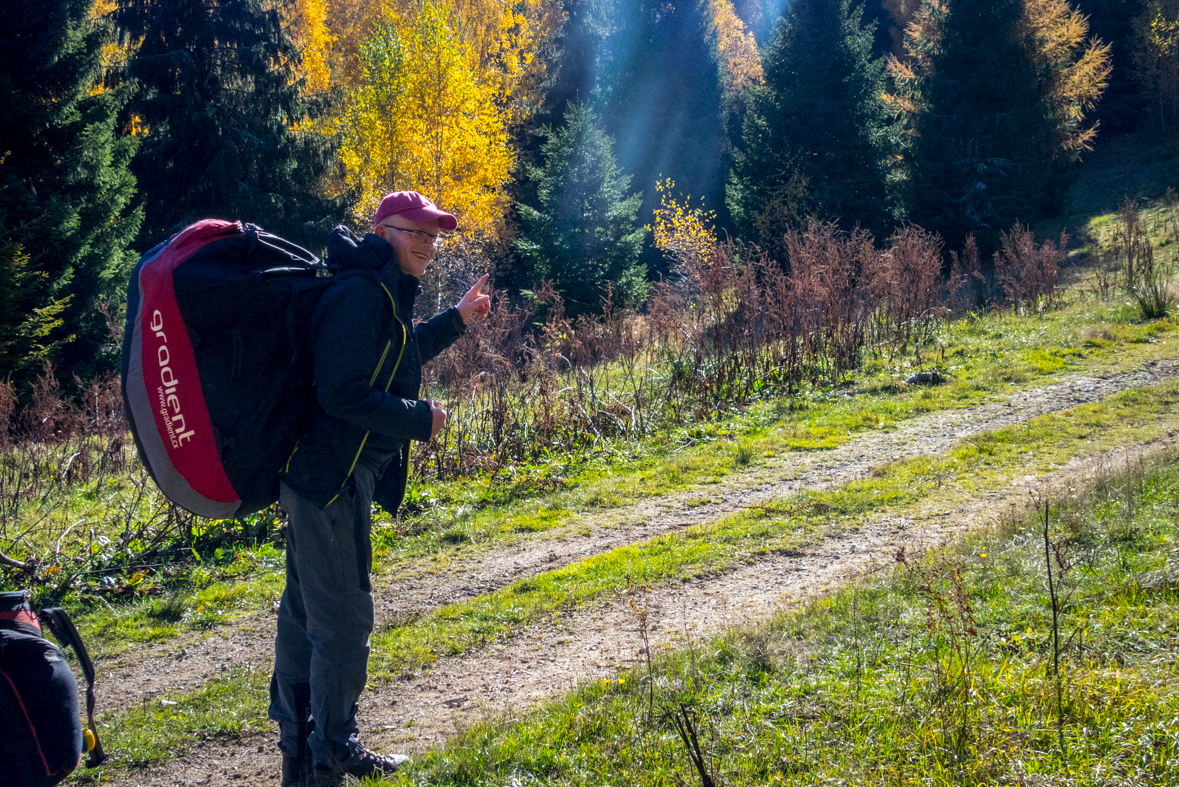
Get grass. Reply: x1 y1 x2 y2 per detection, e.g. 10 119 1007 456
371 300 1178 571
72 666 273 779
57 341 1179 664
74 378 1179 778
74 554 286 658
5 260 1174 661
363 378 1179 679
33 541 289 659
384 452 1179 786
29 121 1179 785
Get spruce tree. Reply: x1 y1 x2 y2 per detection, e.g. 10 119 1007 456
515 104 648 314
902 0 1049 248
113 0 342 250
728 0 900 262
600 0 729 232
0 0 142 389
892 0 1109 250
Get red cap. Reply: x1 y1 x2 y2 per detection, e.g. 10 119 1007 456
373 191 457 232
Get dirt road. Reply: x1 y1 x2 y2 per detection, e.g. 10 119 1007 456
98 358 1179 786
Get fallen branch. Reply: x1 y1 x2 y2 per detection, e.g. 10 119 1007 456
0 549 28 569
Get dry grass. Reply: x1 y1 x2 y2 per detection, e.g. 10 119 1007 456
420 222 1074 481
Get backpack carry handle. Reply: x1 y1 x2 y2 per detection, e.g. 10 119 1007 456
37 608 107 768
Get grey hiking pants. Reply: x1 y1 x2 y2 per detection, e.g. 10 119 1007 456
269 464 376 766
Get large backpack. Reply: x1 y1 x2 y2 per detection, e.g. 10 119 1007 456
0 591 105 787
121 220 339 519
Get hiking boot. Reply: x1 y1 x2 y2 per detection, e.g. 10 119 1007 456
282 751 312 787
314 745 410 782
280 719 315 787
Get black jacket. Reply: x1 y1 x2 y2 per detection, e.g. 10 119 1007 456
280 227 465 511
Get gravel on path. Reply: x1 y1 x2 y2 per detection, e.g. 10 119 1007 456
94 359 1179 786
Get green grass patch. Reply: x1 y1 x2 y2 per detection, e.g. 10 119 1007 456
14 257 1179 662
76 666 272 779
77 380 1179 777
374 304 1178 580
389 451 1179 786
68 546 286 658
364 380 1179 679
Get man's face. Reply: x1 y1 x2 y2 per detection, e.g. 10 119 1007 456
374 215 443 279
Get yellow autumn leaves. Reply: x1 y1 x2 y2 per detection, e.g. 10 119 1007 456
340 5 514 233
291 0 559 236
650 179 718 264
706 0 764 108
288 0 764 241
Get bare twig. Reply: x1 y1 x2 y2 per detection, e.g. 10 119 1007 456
671 703 715 787
1038 495 1066 754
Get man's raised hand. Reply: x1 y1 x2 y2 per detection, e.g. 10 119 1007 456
429 400 446 439
456 274 491 324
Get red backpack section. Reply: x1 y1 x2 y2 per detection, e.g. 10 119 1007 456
121 220 331 519
124 220 241 518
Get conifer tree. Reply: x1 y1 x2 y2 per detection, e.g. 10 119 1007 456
523 0 730 283
593 0 730 231
890 0 1109 249
729 0 900 261
515 104 648 313
1133 0 1179 134
0 0 142 389
112 0 342 249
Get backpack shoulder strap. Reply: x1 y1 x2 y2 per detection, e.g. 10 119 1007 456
322 277 407 509
37 609 106 768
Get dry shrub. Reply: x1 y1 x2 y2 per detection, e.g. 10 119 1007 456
786 221 880 379
420 220 923 481
0 368 131 547
993 224 1066 312
1115 200 1155 290
19 364 76 443
878 225 947 350
1091 244 1121 301
948 234 990 309
410 217 1066 483
0 380 15 448
1165 187 1179 243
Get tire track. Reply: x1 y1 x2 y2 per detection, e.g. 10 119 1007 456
93 358 1179 784
108 429 1179 787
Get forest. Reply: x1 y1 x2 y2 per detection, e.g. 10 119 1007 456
1 0 1166 399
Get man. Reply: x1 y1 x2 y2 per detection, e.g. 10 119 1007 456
269 191 489 785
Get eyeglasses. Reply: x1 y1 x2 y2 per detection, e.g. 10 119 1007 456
380 223 447 250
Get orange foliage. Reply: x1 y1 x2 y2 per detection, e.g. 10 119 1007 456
888 0 1109 160
706 0 763 108
883 0 921 59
